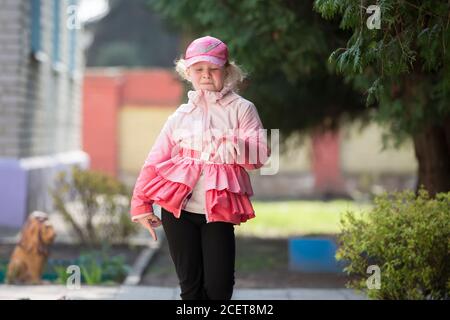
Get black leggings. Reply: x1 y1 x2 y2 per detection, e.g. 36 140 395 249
161 207 235 300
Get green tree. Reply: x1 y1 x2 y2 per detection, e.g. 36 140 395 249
85 0 181 68
314 0 450 195
94 42 141 67
149 0 367 150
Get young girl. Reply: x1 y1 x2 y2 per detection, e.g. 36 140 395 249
130 36 270 300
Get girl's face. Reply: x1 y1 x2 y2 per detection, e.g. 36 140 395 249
187 61 226 92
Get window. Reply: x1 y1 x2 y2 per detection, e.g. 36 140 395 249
68 0 78 75
30 0 41 55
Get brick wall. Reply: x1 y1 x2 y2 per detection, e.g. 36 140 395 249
0 0 28 156
0 0 88 227
0 0 84 157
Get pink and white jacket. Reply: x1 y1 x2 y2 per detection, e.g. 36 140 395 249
130 85 270 225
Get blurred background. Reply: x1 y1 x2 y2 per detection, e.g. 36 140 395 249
0 0 448 294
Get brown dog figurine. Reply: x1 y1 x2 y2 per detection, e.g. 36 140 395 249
6 211 56 284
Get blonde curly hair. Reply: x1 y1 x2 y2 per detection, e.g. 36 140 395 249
174 58 247 92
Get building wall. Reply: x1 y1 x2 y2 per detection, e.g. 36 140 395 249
0 0 88 228
278 134 311 173
340 121 417 174
250 122 417 199
0 0 30 157
0 0 84 157
272 122 417 175
82 71 122 176
119 106 176 175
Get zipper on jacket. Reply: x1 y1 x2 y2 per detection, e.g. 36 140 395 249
201 97 210 223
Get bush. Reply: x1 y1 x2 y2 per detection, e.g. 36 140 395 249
51 166 139 246
52 246 129 285
336 187 450 300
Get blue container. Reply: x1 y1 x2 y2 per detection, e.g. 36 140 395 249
288 237 346 273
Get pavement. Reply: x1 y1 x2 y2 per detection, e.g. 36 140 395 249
0 284 367 300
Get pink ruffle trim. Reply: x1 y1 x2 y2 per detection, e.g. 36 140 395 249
155 157 201 188
142 175 191 217
206 189 255 225
203 163 254 196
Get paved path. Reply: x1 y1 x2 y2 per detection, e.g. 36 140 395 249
0 284 367 300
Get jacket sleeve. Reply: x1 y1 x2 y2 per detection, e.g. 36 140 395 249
230 102 271 170
130 116 175 221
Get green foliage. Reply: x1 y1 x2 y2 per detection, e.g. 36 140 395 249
79 252 103 285
94 42 142 67
337 188 450 299
86 0 181 68
314 0 450 146
50 166 139 246
78 250 128 285
0 260 7 283
52 247 129 285
53 264 72 285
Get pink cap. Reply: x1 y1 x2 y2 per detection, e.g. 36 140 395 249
185 36 228 67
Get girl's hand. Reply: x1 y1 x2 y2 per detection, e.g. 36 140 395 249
137 214 162 241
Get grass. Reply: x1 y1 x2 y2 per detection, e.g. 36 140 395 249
235 200 372 238
235 238 286 272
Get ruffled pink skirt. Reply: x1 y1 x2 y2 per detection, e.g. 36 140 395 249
142 156 256 224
